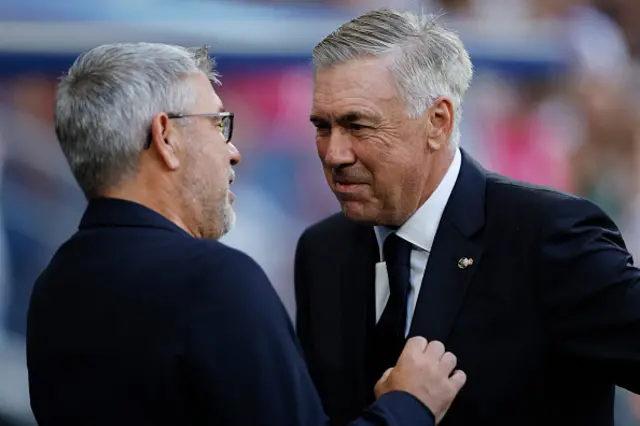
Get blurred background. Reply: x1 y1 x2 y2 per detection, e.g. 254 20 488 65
1 0 640 424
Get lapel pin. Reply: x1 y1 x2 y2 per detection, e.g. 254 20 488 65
458 257 473 269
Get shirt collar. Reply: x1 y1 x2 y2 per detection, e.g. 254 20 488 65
374 147 462 259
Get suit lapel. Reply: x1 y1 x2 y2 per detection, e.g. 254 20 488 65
408 219 483 343
409 151 487 344
339 224 377 405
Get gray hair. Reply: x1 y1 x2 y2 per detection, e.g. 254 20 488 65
313 9 473 150
54 42 219 198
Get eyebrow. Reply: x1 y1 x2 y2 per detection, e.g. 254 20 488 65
309 114 325 124
340 112 369 123
310 111 380 124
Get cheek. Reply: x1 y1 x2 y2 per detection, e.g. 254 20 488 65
352 141 392 177
198 147 229 185
357 145 417 189
316 137 328 162
322 168 334 188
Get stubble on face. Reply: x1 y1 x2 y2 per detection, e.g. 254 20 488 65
312 58 434 226
178 74 238 240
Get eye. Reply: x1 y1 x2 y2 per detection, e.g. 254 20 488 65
348 123 371 134
314 122 331 136
209 118 227 139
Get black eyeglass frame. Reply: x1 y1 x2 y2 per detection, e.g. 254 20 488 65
168 111 234 143
145 111 234 149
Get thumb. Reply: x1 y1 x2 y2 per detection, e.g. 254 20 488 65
374 368 394 399
380 367 393 383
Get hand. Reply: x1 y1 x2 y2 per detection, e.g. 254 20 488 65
631 392 640 419
374 337 466 424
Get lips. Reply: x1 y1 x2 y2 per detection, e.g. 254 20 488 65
333 176 367 186
334 180 362 186
334 181 368 195
332 172 368 196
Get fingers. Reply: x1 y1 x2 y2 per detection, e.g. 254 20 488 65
440 351 457 374
402 338 465 389
405 336 428 352
389 337 467 415
424 340 445 360
449 370 467 391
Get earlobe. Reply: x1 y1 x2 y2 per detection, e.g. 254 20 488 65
427 137 443 151
425 97 454 150
158 137 181 171
161 144 180 170
423 112 444 152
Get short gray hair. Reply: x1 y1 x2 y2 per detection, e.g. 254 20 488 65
55 42 219 198
313 9 473 150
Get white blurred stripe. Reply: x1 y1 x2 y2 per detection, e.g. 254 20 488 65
0 19 568 62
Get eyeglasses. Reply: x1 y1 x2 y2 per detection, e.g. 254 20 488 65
167 111 234 143
144 111 234 150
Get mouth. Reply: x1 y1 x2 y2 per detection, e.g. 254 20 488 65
336 182 359 191
333 181 369 198
334 179 366 189
227 171 236 202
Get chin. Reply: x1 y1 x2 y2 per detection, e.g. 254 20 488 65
222 205 236 233
340 201 378 224
340 200 402 226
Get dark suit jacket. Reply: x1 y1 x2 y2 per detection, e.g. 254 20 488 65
26 197 434 426
295 151 640 426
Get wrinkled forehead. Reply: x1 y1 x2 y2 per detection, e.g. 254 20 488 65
311 58 402 119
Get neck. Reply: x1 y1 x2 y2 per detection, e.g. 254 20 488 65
100 184 201 238
417 148 455 208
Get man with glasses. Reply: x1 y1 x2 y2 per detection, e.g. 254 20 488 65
26 43 466 426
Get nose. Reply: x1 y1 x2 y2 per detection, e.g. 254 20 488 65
321 132 356 169
228 142 241 166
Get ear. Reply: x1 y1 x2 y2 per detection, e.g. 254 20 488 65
149 112 181 170
425 97 454 151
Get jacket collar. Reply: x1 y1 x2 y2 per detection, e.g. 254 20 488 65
79 197 191 237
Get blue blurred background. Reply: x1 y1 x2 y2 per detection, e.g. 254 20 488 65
1 0 640 424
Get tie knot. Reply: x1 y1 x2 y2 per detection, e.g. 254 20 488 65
383 233 411 267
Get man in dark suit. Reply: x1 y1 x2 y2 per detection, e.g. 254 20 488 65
296 9 640 426
26 42 467 426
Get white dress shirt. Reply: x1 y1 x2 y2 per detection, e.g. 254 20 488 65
374 148 462 336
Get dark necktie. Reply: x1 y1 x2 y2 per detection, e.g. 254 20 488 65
372 232 412 379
